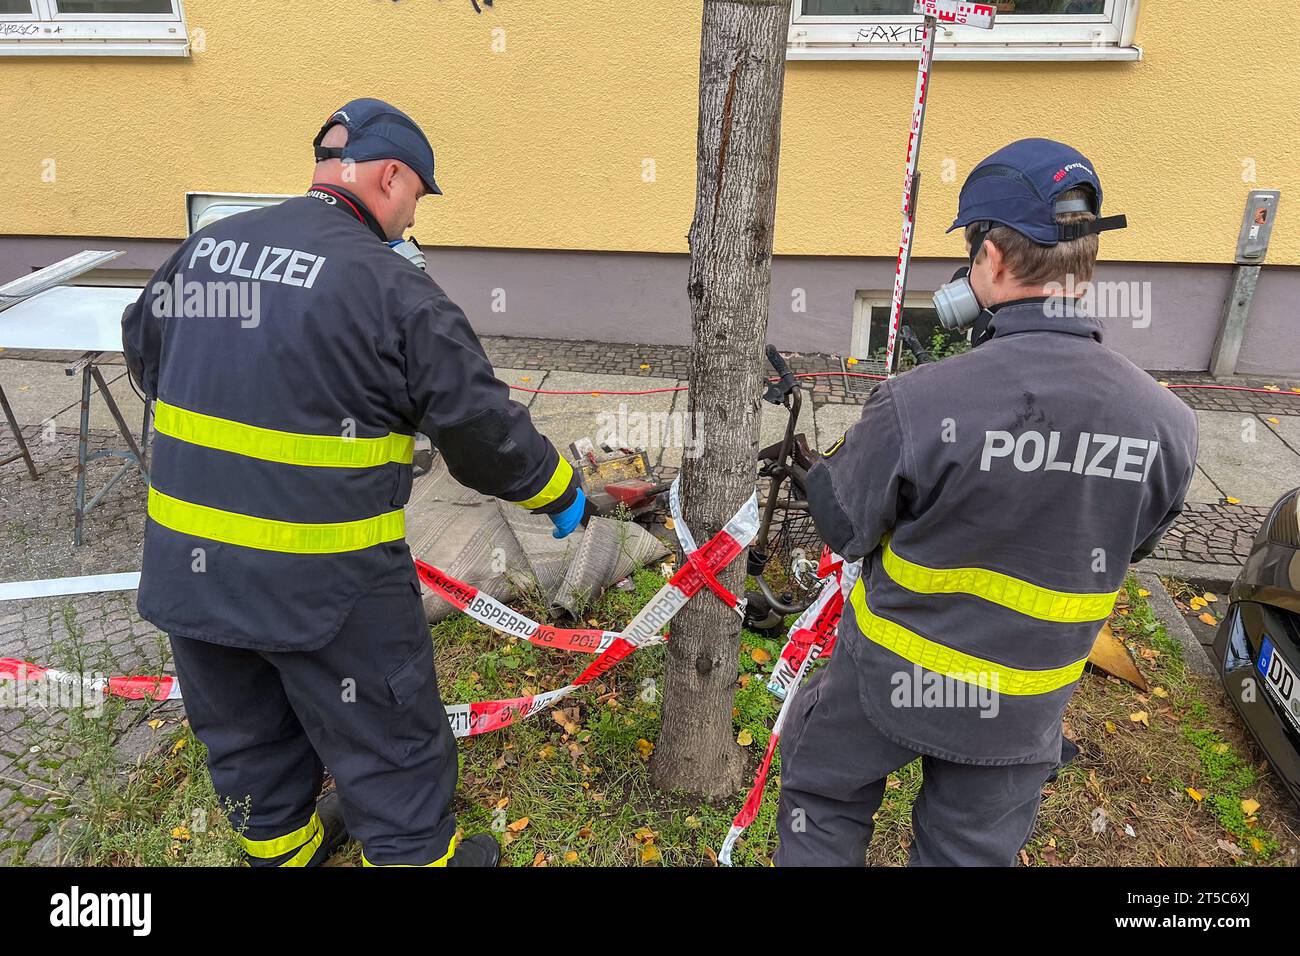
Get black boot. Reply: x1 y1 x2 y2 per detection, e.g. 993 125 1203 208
304 790 350 866
448 833 501 868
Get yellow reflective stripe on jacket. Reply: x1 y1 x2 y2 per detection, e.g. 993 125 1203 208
154 398 415 469
511 456 574 511
240 812 322 864
849 580 1088 696
148 486 404 554
882 539 1118 623
361 834 459 867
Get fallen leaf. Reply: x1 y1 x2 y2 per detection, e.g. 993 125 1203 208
537 745 555 759
1152 687 1169 699
507 817 530 833
1224 497 1241 505
171 826 190 841
1138 588 1151 598
703 845 718 865
750 647 771 665
633 826 658 843
1249 837 1264 853
636 738 654 759
1199 612 1219 626
1090 807 1108 834
1203 592 1219 603
1130 710 1150 727
685 816 702 829
641 843 662 864
1088 623 1149 690
564 851 579 863
1241 798 1260 816
1019 849 1030 866
1217 839 1245 858
1189 596 1207 610
737 729 754 746
639 364 650 370
171 738 188 755
1186 787 1203 802
846 357 859 366
494 796 510 811
147 719 164 730
1104 720 1117 734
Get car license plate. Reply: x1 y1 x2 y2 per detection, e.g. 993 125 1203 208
1257 637 1300 733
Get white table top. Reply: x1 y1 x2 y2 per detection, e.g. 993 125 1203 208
0 285 142 353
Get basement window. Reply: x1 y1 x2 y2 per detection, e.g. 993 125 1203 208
789 0 1142 61
0 0 189 57
851 292 968 370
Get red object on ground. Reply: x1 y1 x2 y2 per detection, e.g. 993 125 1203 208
604 479 659 506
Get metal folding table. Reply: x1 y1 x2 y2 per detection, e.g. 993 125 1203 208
0 284 151 545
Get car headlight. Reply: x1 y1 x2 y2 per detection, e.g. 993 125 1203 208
1265 489 1300 548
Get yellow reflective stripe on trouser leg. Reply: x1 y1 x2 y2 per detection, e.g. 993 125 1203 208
511 456 574 511
153 398 415 468
148 486 405 554
849 580 1088 696
240 812 323 867
881 539 1118 623
361 834 459 868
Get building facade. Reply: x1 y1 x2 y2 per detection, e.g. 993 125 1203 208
3 1 1297 375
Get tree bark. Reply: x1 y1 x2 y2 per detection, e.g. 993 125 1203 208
651 0 792 798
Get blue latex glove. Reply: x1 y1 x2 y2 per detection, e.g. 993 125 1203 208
549 488 588 539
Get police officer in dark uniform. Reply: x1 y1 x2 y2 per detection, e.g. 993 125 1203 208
123 99 591 867
776 139 1198 866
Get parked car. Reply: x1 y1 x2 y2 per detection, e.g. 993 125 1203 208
1213 486 1300 806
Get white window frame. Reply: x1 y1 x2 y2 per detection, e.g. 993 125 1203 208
0 0 189 57
790 0 1141 61
851 291 944 362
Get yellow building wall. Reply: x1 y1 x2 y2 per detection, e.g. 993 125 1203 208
4 0 1297 265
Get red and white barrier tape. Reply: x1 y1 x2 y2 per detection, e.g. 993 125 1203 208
719 549 861 866
1 479 761 744
0 658 180 701
425 477 759 737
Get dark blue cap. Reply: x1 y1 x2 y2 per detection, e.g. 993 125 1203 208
947 138 1125 246
313 98 442 196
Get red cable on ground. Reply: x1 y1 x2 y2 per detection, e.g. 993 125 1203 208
1161 383 1300 396
508 371 1299 397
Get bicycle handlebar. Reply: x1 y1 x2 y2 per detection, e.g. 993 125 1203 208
764 345 797 403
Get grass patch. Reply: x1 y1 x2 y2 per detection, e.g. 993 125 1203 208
440 565 785 866
22 564 1298 867
5 600 243 866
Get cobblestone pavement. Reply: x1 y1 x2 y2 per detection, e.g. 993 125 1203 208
1147 502 1273 569
0 423 172 864
1 335 1297 864
1153 372 1300 417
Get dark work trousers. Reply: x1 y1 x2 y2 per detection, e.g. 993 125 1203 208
170 574 458 866
775 643 1057 867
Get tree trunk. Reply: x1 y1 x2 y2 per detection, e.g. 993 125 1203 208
651 0 792 798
